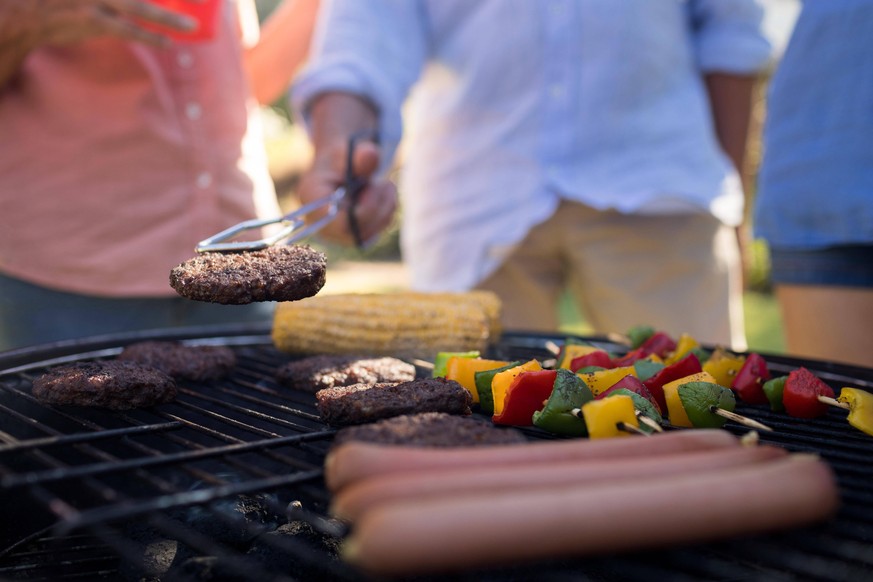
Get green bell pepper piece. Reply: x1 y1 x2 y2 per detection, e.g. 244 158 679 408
604 388 663 434
474 361 520 415
762 375 787 412
432 351 480 378
532 369 593 437
626 325 655 349
678 381 736 428
632 358 665 383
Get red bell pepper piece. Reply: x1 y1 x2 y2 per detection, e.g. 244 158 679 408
643 352 702 413
492 369 558 426
570 350 614 372
639 331 677 359
610 347 650 368
783 367 835 418
596 374 662 415
731 352 771 404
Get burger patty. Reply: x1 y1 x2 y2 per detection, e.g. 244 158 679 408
118 341 237 382
332 412 528 447
315 377 473 427
32 361 177 410
169 245 326 305
276 355 416 393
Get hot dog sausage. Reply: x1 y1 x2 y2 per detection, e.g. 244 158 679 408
331 444 787 522
342 454 839 577
325 428 740 492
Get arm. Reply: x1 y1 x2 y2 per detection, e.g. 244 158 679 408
295 91 397 245
0 0 198 90
243 0 320 106
704 72 758 178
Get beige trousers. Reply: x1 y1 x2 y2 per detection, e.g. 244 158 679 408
475 200 747 350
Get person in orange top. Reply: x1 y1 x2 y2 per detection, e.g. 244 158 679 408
0 0 319 351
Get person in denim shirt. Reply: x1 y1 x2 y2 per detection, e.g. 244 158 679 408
292 0 772 348
755 0 873 367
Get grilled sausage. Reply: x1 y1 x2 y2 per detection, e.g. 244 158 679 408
342 454 839 577
330 444 787 522
324 428 741 492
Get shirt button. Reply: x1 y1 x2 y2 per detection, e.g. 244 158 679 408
196 172 212 189
186 102 202 120
177 51 194 68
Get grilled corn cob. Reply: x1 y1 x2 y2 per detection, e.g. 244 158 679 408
271 291 502 360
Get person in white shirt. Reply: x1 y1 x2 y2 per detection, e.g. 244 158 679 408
291 0 772 348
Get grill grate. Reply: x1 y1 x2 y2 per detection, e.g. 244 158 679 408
1 326 872 581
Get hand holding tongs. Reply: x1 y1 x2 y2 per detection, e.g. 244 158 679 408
196 130 378 253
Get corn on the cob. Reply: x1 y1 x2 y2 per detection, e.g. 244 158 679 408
271 291 502 361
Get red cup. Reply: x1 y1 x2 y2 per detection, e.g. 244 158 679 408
145 0 221 42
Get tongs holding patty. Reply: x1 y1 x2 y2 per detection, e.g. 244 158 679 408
196 130 377 253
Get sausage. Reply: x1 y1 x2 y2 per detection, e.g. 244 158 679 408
331 444 787 522
325 428 740 492
342 454 839 577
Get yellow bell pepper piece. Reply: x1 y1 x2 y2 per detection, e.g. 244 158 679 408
665 333 700 365
576 366 637 396
558 344 602 369
491 359 542 415
581 395 640 439
702 348 746 388
838 387 873 437
662 371 719 428
445 357 511 403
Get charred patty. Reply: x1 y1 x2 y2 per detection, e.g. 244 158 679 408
276 355 416 393
332 412 527 447
316 377 473 427
32 360 177 410
118 341 237 382
169 244 326 304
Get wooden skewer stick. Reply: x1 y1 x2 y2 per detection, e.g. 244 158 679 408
708 406 773 432
616 421 650 436
544 340 561 356
606 332 631 346
818 395 850 410
569 409 649 437
411 358 435 370
635 410 664 433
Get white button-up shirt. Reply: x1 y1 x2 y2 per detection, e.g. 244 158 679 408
293 0 772 290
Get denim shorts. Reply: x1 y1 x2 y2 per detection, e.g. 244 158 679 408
769 244 873 287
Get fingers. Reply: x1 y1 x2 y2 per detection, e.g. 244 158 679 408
353 181 398 245
91 7 170 46
297 136 396 246
351 140 381 180
107 0 198 32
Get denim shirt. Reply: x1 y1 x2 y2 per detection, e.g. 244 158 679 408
293 0 772 290
755 0 873 250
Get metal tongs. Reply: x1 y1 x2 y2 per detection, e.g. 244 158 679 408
195 130 378 253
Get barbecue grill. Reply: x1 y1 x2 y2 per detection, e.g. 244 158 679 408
1 325 872 581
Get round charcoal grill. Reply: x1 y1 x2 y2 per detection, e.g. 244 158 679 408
0 325 872 581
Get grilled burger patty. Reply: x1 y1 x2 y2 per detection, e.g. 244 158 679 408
118 341 237 382
32 361 177 410
169 245 326 305
316 378 473 427
332 412 527 447
276 355 416 393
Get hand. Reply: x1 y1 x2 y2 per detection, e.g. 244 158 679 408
19 0 200 48
297 138 398 247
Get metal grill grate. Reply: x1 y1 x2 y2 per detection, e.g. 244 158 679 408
1 326 872 581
